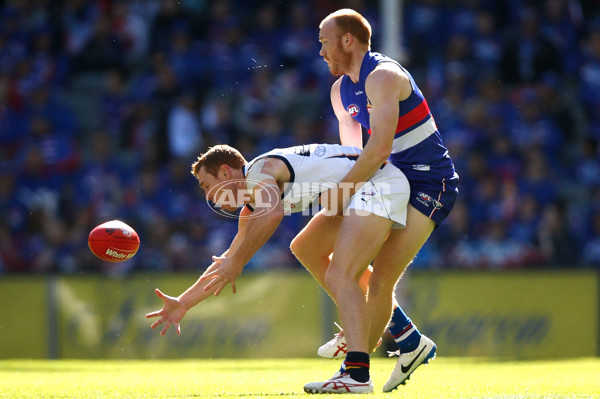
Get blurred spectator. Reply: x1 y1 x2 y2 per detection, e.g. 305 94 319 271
508 88 564 157
574 137 600 187
150 0 194 53
518 150 558 206
122 101 159 158
110 0 151 65
71 14 125 74
471 9 502 72
100 68 132 136
540 0 583 76
501 7 562 84
509 193 541 245
484 219 541 268
61 0 101 56
404 0 448 68
535 71 583 141
167 92 203 159
581 210 600 267
78 131 127 221
200 97 236 144
537 202 580 267
18 114 80 180
579 17 600 126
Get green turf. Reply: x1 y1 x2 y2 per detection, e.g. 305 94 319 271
0 357 598 398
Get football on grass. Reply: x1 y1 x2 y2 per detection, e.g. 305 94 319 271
88 220 140 262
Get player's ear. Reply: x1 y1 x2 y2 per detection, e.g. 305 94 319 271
344 33 351 46
219 164 231 179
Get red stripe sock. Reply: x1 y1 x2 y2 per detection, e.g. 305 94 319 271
344 352 370 383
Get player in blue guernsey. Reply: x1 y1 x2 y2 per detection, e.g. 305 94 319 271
297 9 458 394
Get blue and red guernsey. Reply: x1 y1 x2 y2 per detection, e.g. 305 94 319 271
339 51 458 185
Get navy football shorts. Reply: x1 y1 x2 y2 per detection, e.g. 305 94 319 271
407 176 458 226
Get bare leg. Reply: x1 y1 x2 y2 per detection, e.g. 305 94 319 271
291 209 373 296
367 205 435 352
290 210 342 295
325 211 393 353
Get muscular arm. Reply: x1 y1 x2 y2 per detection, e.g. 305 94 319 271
332 77 363 148
338 65 409 189
199 159 288 294
218 205 251 258
219 180 284 268
176 205 253 309
145 204 255 335
146 161 288 334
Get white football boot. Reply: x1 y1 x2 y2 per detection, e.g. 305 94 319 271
382 335 437 392
304 373 373 394
317 322 382 359
317 323 347 359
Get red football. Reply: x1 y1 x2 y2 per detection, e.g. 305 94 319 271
88 220 140 262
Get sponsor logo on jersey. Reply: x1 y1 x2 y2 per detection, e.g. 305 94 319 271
355 90 364 95
347 104 360 117
314 145 326 157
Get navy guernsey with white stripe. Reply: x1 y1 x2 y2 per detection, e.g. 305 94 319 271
339 51 458 188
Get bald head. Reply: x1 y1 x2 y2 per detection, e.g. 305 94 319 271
319 8 372 49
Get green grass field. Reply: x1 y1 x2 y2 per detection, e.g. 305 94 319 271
0 357 599 398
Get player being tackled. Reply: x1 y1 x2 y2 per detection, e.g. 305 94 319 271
146 143 412 396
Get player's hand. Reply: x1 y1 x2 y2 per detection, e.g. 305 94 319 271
145 288 187 336
200 256 221 278
198 256 242 296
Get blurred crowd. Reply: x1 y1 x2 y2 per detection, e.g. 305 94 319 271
0 0 599 274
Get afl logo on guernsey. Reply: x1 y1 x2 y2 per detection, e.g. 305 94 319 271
347 104 360 117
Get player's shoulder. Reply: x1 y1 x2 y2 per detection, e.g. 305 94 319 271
331 76 344 92
250 155 285 174
366 62 410 99
369 61 407 82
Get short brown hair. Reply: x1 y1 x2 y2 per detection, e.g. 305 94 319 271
191 144 247 178
320 8 372 47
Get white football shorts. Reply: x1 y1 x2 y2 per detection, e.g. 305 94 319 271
346 163 410 228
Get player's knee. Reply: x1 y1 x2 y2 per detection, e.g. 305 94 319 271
369 269 398 297
368 275 393 298
324 269 340 297
290 235 310 264
324 263 359 293
289 236 303 258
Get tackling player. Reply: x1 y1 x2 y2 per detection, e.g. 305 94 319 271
295 9 459 394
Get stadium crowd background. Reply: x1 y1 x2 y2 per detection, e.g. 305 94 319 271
1 0 599 274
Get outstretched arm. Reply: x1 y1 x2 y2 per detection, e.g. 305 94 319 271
199 178 284 295
145 205 253 336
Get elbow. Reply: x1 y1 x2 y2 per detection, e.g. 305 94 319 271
364 135 393 166
265 205 284 225
373 147 390 166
